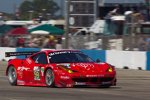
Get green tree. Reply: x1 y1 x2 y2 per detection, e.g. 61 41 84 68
19 0 59 20
19 1 33 20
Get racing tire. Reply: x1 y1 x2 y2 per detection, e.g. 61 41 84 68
45 69 55 87
7 66 17 86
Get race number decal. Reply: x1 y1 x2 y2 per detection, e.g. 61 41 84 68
41 67 44 76
33 66 40 80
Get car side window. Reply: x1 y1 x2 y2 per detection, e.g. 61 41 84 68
32 53 48 64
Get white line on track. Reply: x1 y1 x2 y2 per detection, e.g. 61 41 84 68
7 98 25 100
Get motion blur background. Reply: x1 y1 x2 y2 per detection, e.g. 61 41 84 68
0 0 150 51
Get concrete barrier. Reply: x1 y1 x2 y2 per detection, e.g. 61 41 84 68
106 50 146 70
0 47 16 61
0 47 149 71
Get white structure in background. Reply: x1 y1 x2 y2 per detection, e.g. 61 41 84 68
89 16 125 34
89 20 105 34
43 20 65 26
76 15 125 35
111 15 125 21
72 28 89 36
5 20 65 29
84 39 102 49
72 20 105 36
5 20 34 26
108 39 123 50
30 30 49 35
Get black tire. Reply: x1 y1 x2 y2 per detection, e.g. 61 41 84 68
7 66 17 86
45 69 55 87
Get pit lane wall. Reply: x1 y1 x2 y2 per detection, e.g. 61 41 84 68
0 47 150 70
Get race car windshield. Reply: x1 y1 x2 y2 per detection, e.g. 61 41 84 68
49 51 94 63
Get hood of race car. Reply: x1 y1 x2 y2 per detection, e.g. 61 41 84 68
57 62 110 74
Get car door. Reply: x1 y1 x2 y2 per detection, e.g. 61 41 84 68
24 52 48 83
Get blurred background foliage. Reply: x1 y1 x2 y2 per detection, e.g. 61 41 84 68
19 0 60 20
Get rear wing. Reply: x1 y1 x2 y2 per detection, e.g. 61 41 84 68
5 51 39 57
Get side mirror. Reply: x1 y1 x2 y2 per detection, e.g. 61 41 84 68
96 59 101 63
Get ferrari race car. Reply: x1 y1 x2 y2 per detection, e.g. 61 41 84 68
5 50 116 88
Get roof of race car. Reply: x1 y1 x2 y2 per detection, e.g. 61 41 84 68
41 49 81 54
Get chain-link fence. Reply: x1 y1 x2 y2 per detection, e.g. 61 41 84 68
68 34 150 51
1 34 150 51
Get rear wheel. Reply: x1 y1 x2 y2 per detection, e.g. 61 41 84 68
8 66 17 86
45 69 55 87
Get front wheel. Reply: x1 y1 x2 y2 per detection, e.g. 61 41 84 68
45 69 55 87
7 66 17 86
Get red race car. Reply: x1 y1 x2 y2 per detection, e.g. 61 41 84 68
5 50 116 88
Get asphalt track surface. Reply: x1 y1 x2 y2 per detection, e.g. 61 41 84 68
1 61 150 100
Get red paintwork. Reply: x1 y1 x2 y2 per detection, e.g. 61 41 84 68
6 50 116 87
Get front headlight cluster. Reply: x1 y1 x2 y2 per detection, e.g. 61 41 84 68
57 64 74 74
107 64 115 72
107 67 113 72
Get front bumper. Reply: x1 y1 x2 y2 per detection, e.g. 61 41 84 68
72 76 116 86
56 74 116 87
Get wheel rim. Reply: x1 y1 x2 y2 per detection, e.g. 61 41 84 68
45 69 54 86
8 67 16 83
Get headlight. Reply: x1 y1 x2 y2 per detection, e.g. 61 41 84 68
57 64 74 74
107 64 115 72
68 70 73 74
107 67 113 72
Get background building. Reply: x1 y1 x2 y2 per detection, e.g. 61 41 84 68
65 0 98 29
98 0 145 19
